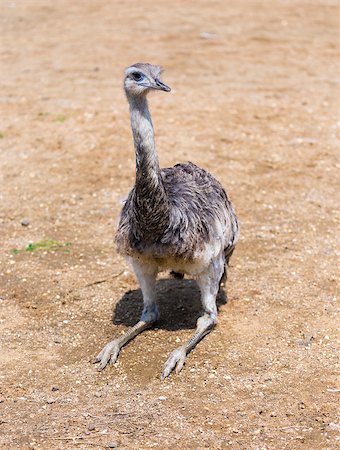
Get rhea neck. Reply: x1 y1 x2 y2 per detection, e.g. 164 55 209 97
126 90 170 241
126 92 161 189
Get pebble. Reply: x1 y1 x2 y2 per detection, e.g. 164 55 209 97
290 137 317 145
107 442 119 448
88 423 96 431
200 32 217 39
21 218 30 226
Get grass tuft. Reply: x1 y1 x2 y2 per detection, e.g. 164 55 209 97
11 240 72 254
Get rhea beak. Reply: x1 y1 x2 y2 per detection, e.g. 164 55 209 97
154 78 171 92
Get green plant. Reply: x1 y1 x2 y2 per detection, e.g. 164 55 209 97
11 240 72 254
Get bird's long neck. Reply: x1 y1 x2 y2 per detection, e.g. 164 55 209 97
128 94 160 187
127 94 170 241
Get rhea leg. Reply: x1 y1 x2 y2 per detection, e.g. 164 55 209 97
95 260 158 370
161 255 224 380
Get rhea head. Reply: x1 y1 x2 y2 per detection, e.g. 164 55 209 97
124 63 171 97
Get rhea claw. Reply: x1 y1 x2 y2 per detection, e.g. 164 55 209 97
95 340 121 371
161 346 187 380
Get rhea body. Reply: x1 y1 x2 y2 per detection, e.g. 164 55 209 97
95 63 239 379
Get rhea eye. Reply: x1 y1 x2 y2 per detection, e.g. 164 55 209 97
132 72 143 81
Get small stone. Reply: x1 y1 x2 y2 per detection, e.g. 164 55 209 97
21 218 30 226
290 137 317 145
94 391 102 398
51 387 59 392
53 336 61 344
46 398 56 404
88 423 96 431
107 442 119 448
158 396 167 401
199 31 217 39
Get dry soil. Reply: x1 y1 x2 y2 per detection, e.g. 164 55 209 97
0 0 339 449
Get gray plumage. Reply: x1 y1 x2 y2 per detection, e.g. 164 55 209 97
95 63 239 379
117 162 238 260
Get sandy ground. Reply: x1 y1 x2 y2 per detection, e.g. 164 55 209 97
0 0 339 448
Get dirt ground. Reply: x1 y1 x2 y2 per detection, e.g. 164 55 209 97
0 0 339 448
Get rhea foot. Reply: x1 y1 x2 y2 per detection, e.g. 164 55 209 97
95 339 121 371
94 314 157 371
161 346 187 380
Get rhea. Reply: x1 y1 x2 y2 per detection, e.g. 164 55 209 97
95 63 239 379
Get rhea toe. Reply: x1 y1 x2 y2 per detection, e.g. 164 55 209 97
94 63 239 380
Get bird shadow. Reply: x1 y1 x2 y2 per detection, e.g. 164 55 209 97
112 278 227 331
